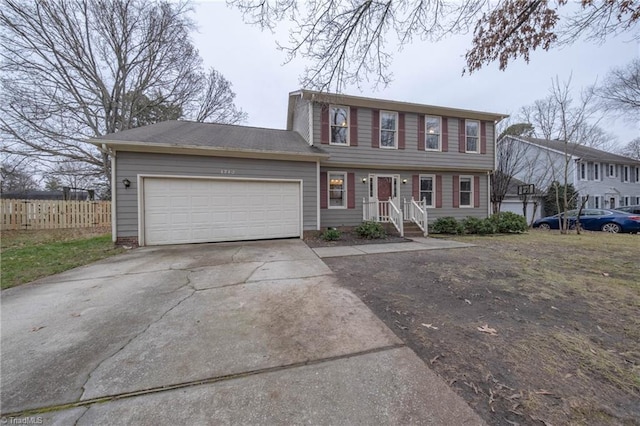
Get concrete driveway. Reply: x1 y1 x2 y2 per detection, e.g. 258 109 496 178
1 239 482 424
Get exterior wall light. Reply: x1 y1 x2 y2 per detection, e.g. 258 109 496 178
362 177 367 183
402 179 408 184
122 178 131 188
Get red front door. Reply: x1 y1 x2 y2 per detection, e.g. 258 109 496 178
377 177 393 219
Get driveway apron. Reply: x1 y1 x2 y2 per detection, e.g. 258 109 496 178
1 239 483 425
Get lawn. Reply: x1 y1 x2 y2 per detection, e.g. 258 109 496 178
1 228 124 289
324 230 640 425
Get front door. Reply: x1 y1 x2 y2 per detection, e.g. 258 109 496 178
609 197 616 209
377 176 393 201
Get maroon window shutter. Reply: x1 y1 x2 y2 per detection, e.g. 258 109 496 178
350 108 358 146
458 119 465 153
371 109 380 148
480 121 487 154
453 175 460 208
412 175 419 199
320 105 329 144
417 115 425 151
347 173 356 209
436 175 443 208
320 172 327 209
442 117 449 152
398 112 405 150
474 176 481 208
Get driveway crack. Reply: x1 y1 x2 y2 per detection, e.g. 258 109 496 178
79 273 196 401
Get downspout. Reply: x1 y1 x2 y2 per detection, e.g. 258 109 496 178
487 171 492 217
104 144 117 243
316 161 321 230
308 100 314 146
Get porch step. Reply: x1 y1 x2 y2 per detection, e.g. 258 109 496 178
402 221 425 238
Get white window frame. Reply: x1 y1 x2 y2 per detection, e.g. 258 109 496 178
594 163 599 181
424 116 441 151
624 196 630 207
465 120 480 153
623 165 630 183
419 174 436 208
594 195 601 209
368 173 400 201
459 175 473 208
579 162 587 181
379 111 398 149
329 105 349 146
636 167 640 183
327 171 347 209
608 164 615 178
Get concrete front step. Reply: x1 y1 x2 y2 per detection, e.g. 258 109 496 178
402 222 426 238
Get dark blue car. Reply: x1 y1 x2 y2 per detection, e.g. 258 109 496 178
533 209 640 233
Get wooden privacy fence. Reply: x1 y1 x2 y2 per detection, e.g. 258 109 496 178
1 199 111 230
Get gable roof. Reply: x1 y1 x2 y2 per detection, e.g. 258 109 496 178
91 120 328 160
511 136 640 165
287 89 508 130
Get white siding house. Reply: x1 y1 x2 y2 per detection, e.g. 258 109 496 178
501 136 640 211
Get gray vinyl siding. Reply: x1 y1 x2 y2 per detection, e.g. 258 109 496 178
320 167 489 228
115 152 318 238
313 103 495 171
291 97 310 143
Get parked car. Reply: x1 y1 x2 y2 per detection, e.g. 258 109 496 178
532 209 640 233
616 205 640 215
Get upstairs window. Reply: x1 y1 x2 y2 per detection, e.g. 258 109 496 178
594 163 599 181
465 120 479 153
609 164 615 177
623 166 630 182
636 167 639 182
425 116 441 151
419 175 435 207
580 162 587 180
330 106 349 145
459 177 472 207
380 111 398 149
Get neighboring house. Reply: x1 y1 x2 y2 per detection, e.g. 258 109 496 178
92 90 506 246
498 175 545 222
501 136 640 211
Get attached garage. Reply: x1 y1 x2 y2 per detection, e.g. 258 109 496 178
141 177 301 245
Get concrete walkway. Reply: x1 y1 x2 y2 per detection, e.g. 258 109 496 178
1 239 482 425
312 236 475 258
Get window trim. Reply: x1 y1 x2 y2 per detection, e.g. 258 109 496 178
579 162 587 181
609 164 615 178
465 120 480 153
379 110 398 149
424 116 441 151
594 163 599 181
329 105 350 146
623 165 630 183
327 171 348 209
459 175 474 208
636 167 639 183
419 174 436 208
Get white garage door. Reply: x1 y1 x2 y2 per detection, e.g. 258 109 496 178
143 178 301 245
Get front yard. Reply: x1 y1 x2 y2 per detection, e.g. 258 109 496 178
324 231 639 425
1 228 123 289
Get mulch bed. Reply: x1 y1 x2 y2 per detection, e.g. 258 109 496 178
304 230 411 248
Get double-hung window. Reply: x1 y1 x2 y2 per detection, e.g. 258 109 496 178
609 164 615 177
459 176 473 207
594 163 599 181
465 120 479 153
425 116 441 151
330 106 349 145
419 175 435 207
580 162 587 180
623 166 630 182
328 172 347 208
380 111 397 149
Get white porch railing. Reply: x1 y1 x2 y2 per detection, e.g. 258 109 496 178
404 197 428 236
362 197 404 236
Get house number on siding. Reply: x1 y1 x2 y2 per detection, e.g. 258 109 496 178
220 169 235 175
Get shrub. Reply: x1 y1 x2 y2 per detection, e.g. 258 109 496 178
461 217 483 234
490 212 528 233
355 221 386 239
431 217 464 234
321 228 341 241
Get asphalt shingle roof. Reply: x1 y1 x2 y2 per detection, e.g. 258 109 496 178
516 136 640 165
94 120 326 157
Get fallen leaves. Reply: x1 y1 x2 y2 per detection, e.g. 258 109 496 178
421 323 439 330
30 326 45 332
477 324 498 336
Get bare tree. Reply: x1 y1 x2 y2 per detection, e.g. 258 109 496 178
230 0 639 91
619 138 640 160
492 126 534 214
595 59 640 121
0 0 246 189
1 160 40 193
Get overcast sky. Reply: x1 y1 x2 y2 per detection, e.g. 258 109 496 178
190 1 639 148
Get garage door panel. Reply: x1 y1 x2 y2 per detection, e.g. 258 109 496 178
143 178 300 245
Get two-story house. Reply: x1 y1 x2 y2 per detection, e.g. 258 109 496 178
501 136 640 211
93 90 506 246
